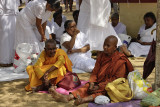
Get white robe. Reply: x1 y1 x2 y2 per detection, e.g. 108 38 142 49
77 0 122 51
113 22 127 35
61 32 96 72
0 0 18 64
50 21 64 42
128 23 156 57
14 0 52 53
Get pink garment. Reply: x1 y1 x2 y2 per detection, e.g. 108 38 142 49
38 80 88 95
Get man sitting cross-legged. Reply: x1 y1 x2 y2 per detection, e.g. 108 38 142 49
25 39 72 92
49 35 134 106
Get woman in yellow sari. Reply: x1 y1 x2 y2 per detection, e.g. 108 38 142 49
25 39 72 91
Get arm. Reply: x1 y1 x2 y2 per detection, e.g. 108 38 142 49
34 55 65 79
79 0 82 8
137 34 141 40
62 34 77 50
42 21 47 35
36 17 46 42
89 54 102 83
45 55 65 74
98 63 127 90
137 40 152 45
68 44 90 54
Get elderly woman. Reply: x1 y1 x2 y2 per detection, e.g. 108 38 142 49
14 0 60 54
123 12 156 57
60 20 96 72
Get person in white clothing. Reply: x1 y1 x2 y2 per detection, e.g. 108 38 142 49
51 11 65 45
61 20 96 72
111 13 127 35
14 0 60 54
77 0 122 51
123 12 156 57
0 0 19 67
51 6 67 24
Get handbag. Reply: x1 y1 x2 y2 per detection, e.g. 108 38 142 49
57 72 81 90
105 78 133 103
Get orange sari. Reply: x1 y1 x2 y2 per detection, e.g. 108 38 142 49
71 51 133 99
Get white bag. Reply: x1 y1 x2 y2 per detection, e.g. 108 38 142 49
127 70 153 99
118 34 132 46
94 95 110 105
13 43 33 73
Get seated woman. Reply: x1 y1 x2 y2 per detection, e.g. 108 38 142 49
122 12 156 57
111 13 127 35
25 39 72 92
60 20 96 72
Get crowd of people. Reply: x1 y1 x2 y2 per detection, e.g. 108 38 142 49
0 0 157 106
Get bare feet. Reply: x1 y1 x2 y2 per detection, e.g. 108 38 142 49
49 86 69 103
74 94 84 106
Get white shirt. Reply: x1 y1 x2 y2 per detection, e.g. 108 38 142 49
23 0 52 25
61 32 89 53
113 22 127 35
139 23 156 42
51 22 64 42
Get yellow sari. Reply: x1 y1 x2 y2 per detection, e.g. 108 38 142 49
25 49 72 91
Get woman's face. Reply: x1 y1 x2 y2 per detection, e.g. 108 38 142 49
66 22 77 36
144 17 155 28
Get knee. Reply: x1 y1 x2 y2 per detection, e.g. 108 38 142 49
26 65 34 73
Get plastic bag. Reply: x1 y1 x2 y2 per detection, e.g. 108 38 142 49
127 70 153 99
118 34 132 46
13 43 32 73
141 88 160 106
13 43 39 73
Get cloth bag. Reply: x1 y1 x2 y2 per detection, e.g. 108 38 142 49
105 78 133 103
57 72 81 90
141 88 160 106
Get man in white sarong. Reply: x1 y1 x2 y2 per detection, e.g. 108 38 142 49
77 0 122 51
0 0 19 66
61 20 96 72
